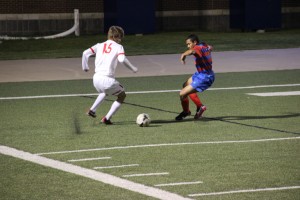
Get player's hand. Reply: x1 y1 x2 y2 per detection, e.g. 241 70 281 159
180 55 186 64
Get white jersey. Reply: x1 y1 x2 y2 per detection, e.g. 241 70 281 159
82 40 125 78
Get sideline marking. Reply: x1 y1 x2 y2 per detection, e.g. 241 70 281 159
68 157 111 162
209 83 300 91
188 186 300 197
36 136 300 155
94 164 139 170
0 93 98 100
248 91 300 96
155 181 203 187
0 145 192 200
123 172 169 177
1 83 299 100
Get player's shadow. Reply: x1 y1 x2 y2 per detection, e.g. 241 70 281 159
151 113 300 124
80 96 300 134
151 118 195 124
204 113 300 135
152 113 300 135
87 97 299 122
207 113 300 121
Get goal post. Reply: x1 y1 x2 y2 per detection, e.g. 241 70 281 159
0 9 80 40
74 9 80 37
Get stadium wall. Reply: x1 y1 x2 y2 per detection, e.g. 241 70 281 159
0 0 299 36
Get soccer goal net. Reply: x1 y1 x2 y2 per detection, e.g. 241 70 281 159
0 9 80 40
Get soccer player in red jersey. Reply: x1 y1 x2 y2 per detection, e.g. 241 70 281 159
175 34 215 120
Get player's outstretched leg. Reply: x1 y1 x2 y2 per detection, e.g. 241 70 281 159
175 97 191 120
188 93 206 119
175 80 195 121
102 91 126 125
87 93 106 118
189 93 202 108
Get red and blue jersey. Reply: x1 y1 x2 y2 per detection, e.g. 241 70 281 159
193 43 213 73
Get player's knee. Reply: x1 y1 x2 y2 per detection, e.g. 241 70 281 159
117 92 126 103
179 92 187 101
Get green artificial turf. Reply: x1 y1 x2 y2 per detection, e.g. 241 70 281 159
1 70 299 199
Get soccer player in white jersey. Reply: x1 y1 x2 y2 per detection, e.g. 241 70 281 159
82 26 138 124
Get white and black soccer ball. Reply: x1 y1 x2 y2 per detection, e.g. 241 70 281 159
136 113 151 127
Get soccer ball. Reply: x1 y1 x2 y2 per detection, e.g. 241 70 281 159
136 113 151 127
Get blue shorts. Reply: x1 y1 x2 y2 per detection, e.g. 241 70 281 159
191 71 215 92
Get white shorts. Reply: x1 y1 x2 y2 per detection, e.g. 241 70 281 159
93 74 124 96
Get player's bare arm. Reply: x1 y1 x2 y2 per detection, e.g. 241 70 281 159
180 49 195 64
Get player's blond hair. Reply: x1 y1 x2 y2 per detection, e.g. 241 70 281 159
108 26 124 43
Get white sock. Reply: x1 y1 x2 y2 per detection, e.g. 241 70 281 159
106 101 122 120
90 93 106 112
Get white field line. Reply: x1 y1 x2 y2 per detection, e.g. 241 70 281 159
1 83 300 100
0 93 98 100
123 172 169 177
155 181 203 187
188 186 300 197
208 83 300 90
0 145 192 200
36 136 300 155
68 157 111 162
94 164 139 170
247 91 300 96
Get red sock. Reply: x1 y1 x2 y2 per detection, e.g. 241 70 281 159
189 93 202 108
181 97 190 113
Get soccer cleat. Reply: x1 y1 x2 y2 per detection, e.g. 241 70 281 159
101 117 113 125
175 111 191 121
194 105 207 119
87 110 96 118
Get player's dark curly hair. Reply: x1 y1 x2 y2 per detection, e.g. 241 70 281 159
186 34 200 44
186 34 208 46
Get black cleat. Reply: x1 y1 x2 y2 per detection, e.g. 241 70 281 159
87 110 97 118
175 111 191 121
101 117 113 125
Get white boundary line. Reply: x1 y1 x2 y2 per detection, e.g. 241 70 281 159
0 145 192 200
155 181 203 187
208 83 300 90
247 91 300 97
1 83 299 100
123 172 169 177
36 136 300 155
0 93 98 100
68 157 111 162
188 186 300 197
94 164 139 170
